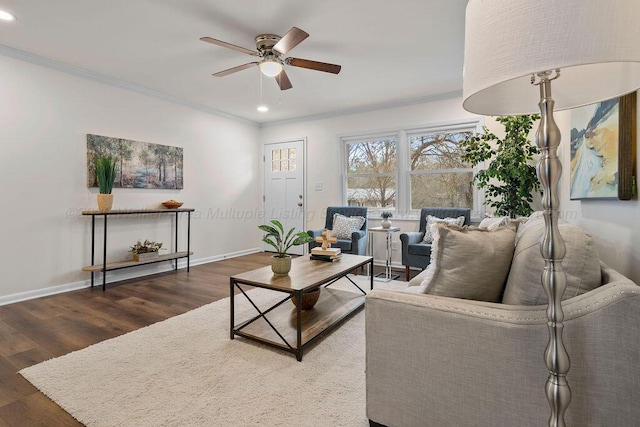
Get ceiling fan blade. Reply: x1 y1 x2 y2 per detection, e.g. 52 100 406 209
286 57 341 74
200 37 257 56
275 70 293 90
213 62 258 77
273 27 309 55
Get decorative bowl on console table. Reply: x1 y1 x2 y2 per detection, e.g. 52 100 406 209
162 200 183 209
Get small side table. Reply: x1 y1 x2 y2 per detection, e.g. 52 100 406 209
368 226 401 282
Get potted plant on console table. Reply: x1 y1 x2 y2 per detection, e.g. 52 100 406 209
94 155 117 212
130 239 164 262
258 220 312 276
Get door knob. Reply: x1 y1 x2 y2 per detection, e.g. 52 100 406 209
298 202 303 207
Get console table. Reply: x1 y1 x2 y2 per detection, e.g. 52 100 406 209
82 208 194 291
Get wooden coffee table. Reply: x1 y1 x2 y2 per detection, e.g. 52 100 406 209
230 254 373 361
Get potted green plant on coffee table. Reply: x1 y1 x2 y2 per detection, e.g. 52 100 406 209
258 220 312 276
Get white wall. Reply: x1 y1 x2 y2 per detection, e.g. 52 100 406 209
0 54 262 303
261 93 640 283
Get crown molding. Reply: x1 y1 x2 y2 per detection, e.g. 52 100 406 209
0 44 259 127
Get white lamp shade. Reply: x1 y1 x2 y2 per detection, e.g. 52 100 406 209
463 0 640 115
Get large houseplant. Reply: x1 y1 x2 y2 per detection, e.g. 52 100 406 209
259 219 312 276
94 155 117 212
460 114 541 218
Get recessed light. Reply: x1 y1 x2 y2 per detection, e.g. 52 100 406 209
0 10 16 21
257 105 269 112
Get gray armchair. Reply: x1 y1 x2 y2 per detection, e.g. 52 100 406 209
400 207 471 281
308 206 368 255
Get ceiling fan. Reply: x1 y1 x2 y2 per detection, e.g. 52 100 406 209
200 27 341 90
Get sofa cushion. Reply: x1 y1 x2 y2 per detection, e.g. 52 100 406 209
514 211 543 244
422 215 466 243
502 215 602 305
418 222 517 302
331 213 365 240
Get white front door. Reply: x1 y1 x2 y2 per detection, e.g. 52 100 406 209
263 140 306 255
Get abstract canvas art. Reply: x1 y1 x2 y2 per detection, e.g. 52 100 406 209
87 134 183 189
569 93 636 200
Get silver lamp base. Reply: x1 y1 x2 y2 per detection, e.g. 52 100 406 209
533 70 571 427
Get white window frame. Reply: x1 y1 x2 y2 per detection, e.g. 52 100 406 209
340 118 484 220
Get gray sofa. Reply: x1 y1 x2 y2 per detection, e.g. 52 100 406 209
366 217 640 426
399 207 471 281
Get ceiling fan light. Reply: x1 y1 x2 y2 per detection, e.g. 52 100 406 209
0 10 16 21
260 60 283 77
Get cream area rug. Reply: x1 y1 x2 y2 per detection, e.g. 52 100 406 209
20 277 407 427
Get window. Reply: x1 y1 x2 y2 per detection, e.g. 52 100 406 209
408 131 473 209
342 120 481 216
344 136 396 207
271 148 296 172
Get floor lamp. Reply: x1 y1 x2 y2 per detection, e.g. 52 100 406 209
461 1 640 426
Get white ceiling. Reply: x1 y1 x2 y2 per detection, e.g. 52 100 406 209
0 0 469 125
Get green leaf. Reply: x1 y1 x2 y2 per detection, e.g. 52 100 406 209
94 155 118 194
258 225 278 234
258 221 311 256
462 114 540 217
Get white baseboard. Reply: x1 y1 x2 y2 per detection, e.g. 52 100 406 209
186 248 261 267
0 279 92 307
0 248 262 307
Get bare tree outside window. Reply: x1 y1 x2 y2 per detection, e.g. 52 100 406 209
409 132 473 209
346 139 396 208
342 123 479 214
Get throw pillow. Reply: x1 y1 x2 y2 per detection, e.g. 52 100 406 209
419 222 517 302
422 215 466 243
331 213 365 240
478 216 510 231
502 215 602 305
479 216 529 232
514 211 544 244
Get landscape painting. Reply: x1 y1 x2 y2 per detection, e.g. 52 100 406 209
87 134 183 189
569 95 633 200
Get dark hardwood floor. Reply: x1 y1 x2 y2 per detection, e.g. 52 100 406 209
0 253 410 426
